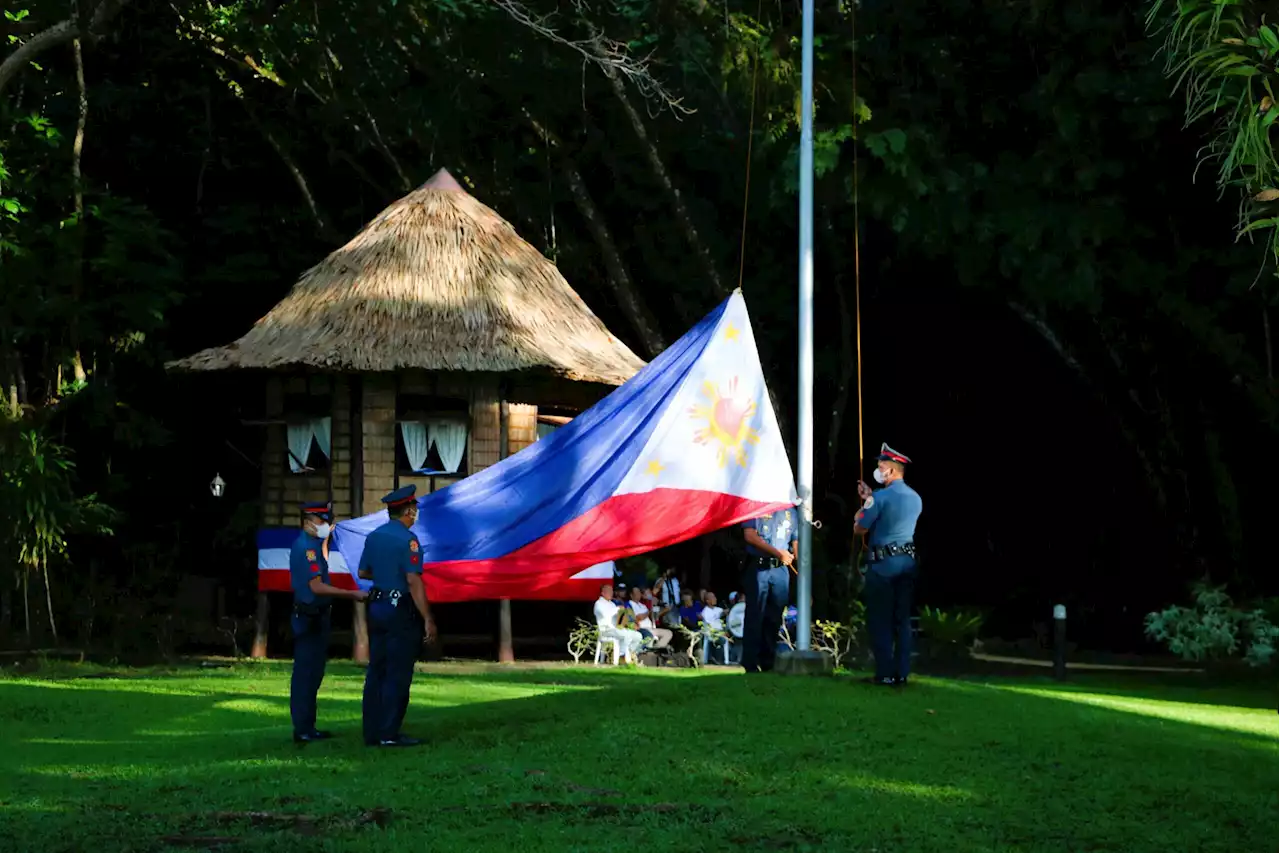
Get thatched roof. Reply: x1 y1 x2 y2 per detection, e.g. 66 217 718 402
167 169 646 386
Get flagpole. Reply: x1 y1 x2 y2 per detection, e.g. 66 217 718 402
795 0 816 652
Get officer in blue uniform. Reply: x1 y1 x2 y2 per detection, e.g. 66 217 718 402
289 501 368 743
854 443 924 687
740 504 798 673
359 485 435 747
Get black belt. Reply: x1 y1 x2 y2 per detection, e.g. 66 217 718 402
747 554 784 570
867 542 916 563
367 588 405 605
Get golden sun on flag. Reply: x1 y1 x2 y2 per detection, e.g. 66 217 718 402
688 377 761 468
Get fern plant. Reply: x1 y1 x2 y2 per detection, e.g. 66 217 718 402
1147 0 1278 273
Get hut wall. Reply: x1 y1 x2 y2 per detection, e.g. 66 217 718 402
470 376 502 472
507 403 539 456
361 374 398 512
261 374 353 526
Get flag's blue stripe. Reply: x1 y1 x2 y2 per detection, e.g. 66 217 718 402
256 527 297 549
334 294 731 566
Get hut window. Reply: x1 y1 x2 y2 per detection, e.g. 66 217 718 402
397 395 468 475
283 394 332 474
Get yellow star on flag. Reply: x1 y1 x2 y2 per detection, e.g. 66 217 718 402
724 322 740 341
646 459 665 476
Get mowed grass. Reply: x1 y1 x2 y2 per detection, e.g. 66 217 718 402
0 661 1275 853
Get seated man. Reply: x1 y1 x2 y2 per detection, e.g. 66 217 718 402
678 592 702 631
593 584 643 663
629 586 672 649
727 594 747 664
700 592 728 663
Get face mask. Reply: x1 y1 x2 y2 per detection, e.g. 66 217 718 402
313 522 332 540
872 468 887 485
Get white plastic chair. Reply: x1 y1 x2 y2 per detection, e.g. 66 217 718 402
701 632 731 665
594 632 621 666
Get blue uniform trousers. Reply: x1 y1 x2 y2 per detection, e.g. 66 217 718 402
363 601 420 743
742 564 790 672
864 555 917 681
289 609 331 735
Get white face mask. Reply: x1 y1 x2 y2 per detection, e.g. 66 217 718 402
312 522 332 540
872 468 887 485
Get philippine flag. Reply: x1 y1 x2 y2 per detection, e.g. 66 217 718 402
332 290 798 602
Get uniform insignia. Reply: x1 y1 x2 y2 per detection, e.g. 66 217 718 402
410 555 420 565
863 496 875 509
309 563 320 574
762 524 771 535
409 540 419 553
305 549 317 561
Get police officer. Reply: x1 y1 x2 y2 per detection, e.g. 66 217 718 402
854 443 923 687
289 501 368 743
740 503 798 673
359 485 435 747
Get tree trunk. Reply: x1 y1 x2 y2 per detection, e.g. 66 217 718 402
601 66 727 296
240 101 341 244
69 37 88 383
0 1 132 100
251 592 270 658
42 561 58 644
524 114 666 358
498 600 514 663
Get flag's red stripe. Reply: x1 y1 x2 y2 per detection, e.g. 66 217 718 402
421 488 791 602
257 570 358 593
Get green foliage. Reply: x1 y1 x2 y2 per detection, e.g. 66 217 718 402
1144 582 1278 666
917 606 985 646
811 605 865 667
1147 0 1279 272
0 421 116 641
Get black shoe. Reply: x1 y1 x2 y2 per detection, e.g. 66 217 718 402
293 730 332 743
861 676 897 687
894 677 910 687
377 736 423 748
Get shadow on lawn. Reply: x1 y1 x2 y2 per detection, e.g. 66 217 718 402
0 666 1275 853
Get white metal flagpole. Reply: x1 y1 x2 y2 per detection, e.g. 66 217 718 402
796 0 816 651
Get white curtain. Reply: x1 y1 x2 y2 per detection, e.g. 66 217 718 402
287 422 314 473
429 419 468 474
400 421 430 472
312 416 332 460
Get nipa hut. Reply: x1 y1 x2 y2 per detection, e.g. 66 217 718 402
168 168 645 660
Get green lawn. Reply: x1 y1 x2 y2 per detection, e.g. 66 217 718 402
0 661 1275 852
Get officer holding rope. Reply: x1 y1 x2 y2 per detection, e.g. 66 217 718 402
854 443 923 687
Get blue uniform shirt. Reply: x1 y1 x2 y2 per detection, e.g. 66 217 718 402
742 508 798 557
289 532 329 605
358 519 422 593
856 479 922 547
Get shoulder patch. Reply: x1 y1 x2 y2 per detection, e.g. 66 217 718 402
863 496 875 509
408 539 419 553
305 549 317 562
309 563 320 574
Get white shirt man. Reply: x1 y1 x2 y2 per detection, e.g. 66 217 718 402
727 600 747 639
594 585 642 662
628 586 672 649
699 592 729 663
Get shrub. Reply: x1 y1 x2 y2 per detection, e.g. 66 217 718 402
918 606 984 646
1144 583 1278 666
566 618 600 664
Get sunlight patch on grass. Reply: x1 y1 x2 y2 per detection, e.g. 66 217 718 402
998 685 1278 738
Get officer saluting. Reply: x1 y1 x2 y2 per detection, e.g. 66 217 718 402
740 503 798 673
289 501 368 744
359 485 435 747
854 443 923 687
